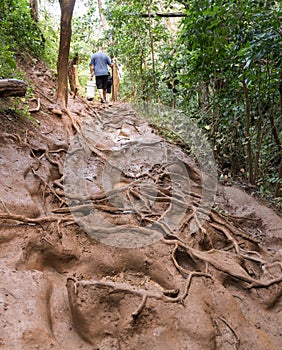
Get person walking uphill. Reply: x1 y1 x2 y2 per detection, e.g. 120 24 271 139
89 46 113 103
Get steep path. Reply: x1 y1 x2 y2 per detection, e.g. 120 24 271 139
0 57 281 349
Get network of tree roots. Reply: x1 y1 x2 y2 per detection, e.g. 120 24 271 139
0 73 281 348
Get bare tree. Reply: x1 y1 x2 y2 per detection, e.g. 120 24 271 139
57 0 76 107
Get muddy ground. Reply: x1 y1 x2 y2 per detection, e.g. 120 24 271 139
0 56 281 349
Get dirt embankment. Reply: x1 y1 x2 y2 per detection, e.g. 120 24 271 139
0 57 281 349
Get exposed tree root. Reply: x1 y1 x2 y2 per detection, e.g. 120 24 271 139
67 274 208 322
210 210 261 245
0 197 12 215
218 317 240 350
131 295 147 321
44 150 64 175
62 108 82 134
163 238 282 290
175 271 212 303
31 167 65 206
29 98 41 112
67 277 163 322
0 212 73 225
52 203 131 214
2 102 281 348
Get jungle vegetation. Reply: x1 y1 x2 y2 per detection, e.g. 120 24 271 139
0 0 281 204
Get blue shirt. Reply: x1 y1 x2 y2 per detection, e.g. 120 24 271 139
89 52 112 76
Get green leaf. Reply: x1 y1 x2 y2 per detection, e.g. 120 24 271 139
5 57 17 69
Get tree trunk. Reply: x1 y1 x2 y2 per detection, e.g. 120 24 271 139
68 60 76 93
254 66 263 183
279 68 282 116
268 112 281 148
147 7 157 100
57 0 76 107
242 76 254 184
97 0 109 31
0 79 27 97
274 157 282 197
129 68 135 98
112 62 120 102
29 0 39 22
68 54 81 94
136 33 145 99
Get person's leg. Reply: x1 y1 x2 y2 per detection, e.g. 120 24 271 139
96 89 103 102
106 79 112 103
95 76 106 103
103 89 107 101
101 76 109 103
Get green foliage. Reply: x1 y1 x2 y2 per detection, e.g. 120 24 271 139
71 1 101 57
104 0 281 197
1 0 280 198
105 0 172 101
38 8 60 68
167 0 281 196
0 38 17 78
0 0 44 54
0 0 44 77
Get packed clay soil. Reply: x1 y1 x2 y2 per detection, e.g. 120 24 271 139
0 56 281 350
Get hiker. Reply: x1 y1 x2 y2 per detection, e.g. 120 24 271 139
89 46 113 103
106 71 113 103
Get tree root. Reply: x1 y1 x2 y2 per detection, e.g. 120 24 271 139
131 295 147 321
210 210 261 245
210 222 264 264
0 196 12 215
45 150 64 176
29 98 41 112
175 271 212 304
52 203 132 214
67 277 164 321
1 132 66 177
218 317 240 350
2 104 281 322
36 85 56 103
62 108 82 134
0 211 73 225
67 274 204 322
31 167 65 206
163 238 282 290
1 132 68 209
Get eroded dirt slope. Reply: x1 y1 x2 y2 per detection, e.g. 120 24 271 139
0 57 281 349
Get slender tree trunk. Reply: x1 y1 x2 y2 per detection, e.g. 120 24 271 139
29 0 45 47
136 34 145 99
68 54 81 94
147 7 157 100
242 76 254 184
274 69 282 196
57 0 76 107
97 0 109 31
279 68 282 116
129 68 135 98
112 62 120 102
275 158 282 197
268 113 281 147
29 0 39 22
140 58 145 99
254 66 263 182
68 60 76 93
